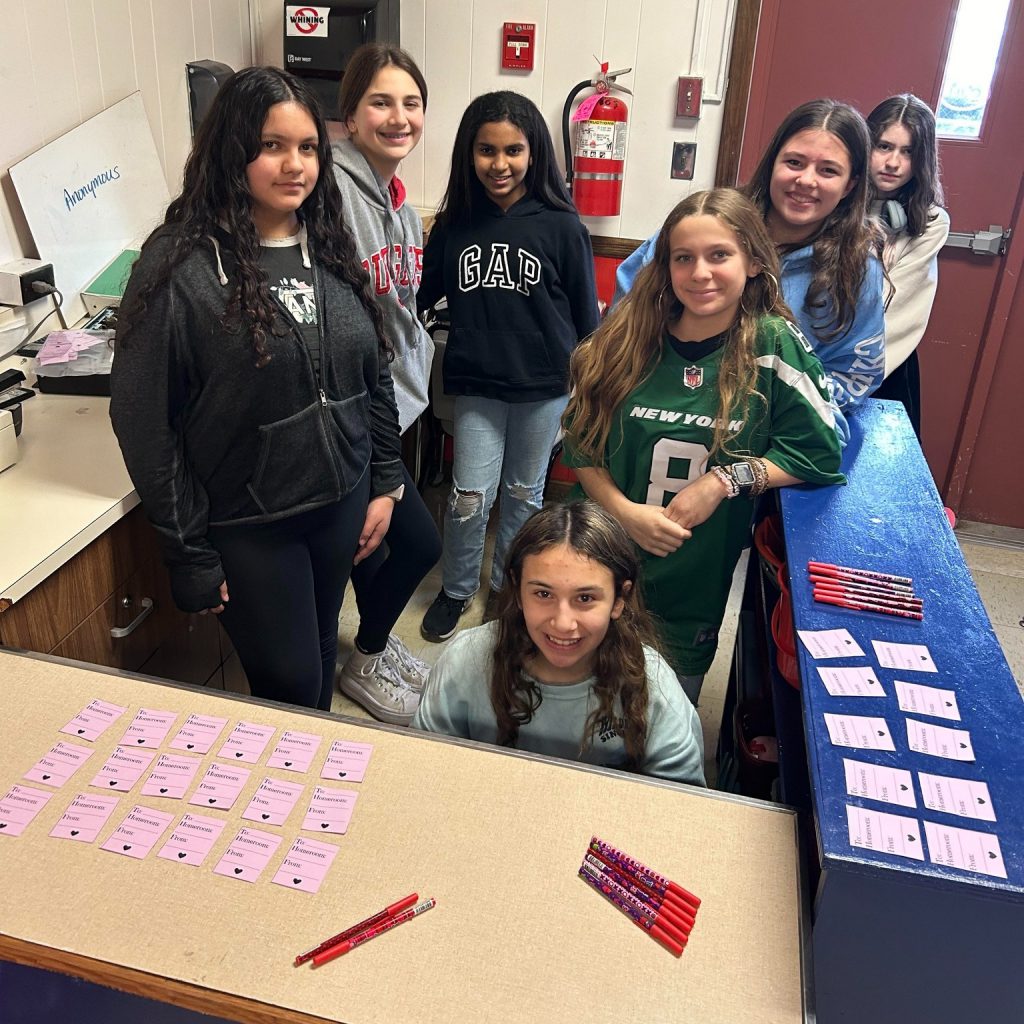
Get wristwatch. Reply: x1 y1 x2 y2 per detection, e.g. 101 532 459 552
726 461 756 498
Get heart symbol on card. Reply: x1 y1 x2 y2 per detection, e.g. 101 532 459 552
900 784 908 791
293 878 302 885
945 702 953 707
0 823 6 829
921 656 928 661
284 762 293 767
77 729 85 734
208 798 217 804
877 731 886 737
70 829 79 836
108 781 118 787
186 744 195 749
178 852 186 859
337 771 347 778
907 835 916 842
42 774 51 780
320 823 329 829
234 752 243 758
234 867 243 874
137 739 145 745
160 788 169 794
978 798 986 804
959 743 967 749
989 851 997 859
261 814 270 820
123 844 132 851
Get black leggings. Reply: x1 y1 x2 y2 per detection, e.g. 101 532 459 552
874 349 922 441
208 476 369 712
349 463 442 654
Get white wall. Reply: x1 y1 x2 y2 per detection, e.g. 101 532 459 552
253 0 737 239
0 0 252 347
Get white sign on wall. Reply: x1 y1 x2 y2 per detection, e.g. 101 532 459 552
285 6 330 37
9 92 170 317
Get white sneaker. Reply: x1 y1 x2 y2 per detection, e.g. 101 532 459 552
337 647 420 726
384 634 430 693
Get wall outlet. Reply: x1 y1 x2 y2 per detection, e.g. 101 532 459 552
0 259 55 307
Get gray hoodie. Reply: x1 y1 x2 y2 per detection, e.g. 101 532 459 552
332 137 433 433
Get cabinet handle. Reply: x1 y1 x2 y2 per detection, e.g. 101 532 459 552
110 597 154 639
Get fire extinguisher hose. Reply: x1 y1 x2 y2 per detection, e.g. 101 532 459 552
561 80 594 189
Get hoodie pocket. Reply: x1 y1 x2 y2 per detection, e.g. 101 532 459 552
248 400 347 515
444 327 561 389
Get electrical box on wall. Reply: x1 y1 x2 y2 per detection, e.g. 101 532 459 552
676 77 703 118
501 22 535 71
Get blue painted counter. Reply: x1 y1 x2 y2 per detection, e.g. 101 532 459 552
779 399 1024 1023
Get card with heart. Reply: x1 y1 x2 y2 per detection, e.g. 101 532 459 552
169 713 229 754
320 739 374 783
49 792 119 842
266 730 322 773
241 777 305 827
90 746 157 792
118 708 179 749
271 835 339 893
0 783 54 837
905 719 975 761
842 757 916 808
923 819 1005 878
918 771 995 822
823 713 895 752
218 722 276 764
302 785 359 835
846 804 924 861
157 812 227 866
141 752 203 799
871 640 938 673
60 699 128 742
101 804 175 859
795 628 865 660
188 762 252 810
24 740 94 788
213 827 282 882
894 680 961 721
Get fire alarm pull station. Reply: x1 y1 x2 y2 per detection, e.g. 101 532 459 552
501 22 535 71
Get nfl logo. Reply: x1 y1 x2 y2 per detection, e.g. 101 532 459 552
683 365 703 390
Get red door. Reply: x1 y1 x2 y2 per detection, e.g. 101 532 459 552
738 0 1024 526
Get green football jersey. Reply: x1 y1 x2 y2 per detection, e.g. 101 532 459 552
565 315 845 675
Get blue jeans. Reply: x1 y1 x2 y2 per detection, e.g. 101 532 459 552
442 394 567 599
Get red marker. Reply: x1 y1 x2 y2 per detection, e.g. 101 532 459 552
589 836 701 911
311 898 436 967
584 846 696 929
813 581 923 610
582 853 694 934
296 892 419 965
579 860 688 946
808 561 913 587
814 592 923 621
578 867 684 956
808 571 916 597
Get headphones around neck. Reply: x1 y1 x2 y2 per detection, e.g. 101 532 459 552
880 199 908 232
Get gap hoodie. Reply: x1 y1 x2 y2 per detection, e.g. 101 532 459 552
332 137 432 433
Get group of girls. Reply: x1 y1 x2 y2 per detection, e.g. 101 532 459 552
109 42 945 787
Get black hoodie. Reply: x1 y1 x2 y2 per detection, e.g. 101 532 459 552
110 227 402 612
418 196 599 402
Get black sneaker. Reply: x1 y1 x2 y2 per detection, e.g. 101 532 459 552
421 590 472 642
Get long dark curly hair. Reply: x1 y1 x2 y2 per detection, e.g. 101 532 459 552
119 65 389 367
490 501 657 768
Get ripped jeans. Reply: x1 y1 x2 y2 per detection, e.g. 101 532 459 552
442 394 568 600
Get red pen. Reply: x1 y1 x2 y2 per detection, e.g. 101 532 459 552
584 846 696 929
808 570 916 595
579 866 684 956
582 853 694 934
578 860 688 946
590 836 701 911
813 581 923 610
295 892 418 965
311 898 436 967
814 592 923 621
808 561 913 587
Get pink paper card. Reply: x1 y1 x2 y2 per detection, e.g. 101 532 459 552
218 721 276 764
157 812 227 866
188 762 251 810
267 730 322 773
213 827 282 882
90 746 157 792
321 739 373 783
170 713 229 754
241 777 305 827
302 785 359 835
272 835 339 893
60 698 128 741
101 804 175 860
119 708 179 749
24 740 94 788
0 784 54 837
50 792 119 842
141 753 203 799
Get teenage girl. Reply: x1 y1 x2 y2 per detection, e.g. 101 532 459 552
616 99 885 444
413 501 706 786
331 43 442 724
111 67 403 713
418 91 600 643
866 94 949 439
563 189 845 701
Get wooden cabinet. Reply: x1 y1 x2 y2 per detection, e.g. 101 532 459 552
0 506 226 686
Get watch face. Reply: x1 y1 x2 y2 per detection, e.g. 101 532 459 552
731 462 756 487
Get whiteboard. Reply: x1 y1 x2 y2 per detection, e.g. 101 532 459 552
10 93 171 317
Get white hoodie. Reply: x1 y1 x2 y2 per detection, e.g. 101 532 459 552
332 136 433 433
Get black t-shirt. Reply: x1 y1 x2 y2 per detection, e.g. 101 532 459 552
260 237 320 376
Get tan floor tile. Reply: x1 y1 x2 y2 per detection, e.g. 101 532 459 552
968 568 1024 630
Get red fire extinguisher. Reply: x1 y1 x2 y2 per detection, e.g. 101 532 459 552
562 63 632 217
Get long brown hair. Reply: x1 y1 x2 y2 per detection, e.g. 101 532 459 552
564 187 790 467
490 501 656 768
337 43 428 124
744 98 881 342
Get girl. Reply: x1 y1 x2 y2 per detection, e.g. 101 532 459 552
331 43 442 724
616 100 885 445
866 94 949 439
418 91 600 643
563 189 845 702
413 501 705 787
110 67 403 713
